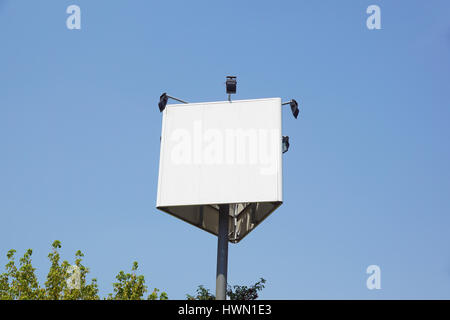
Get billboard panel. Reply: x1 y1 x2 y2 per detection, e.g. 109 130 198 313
156 98 283 242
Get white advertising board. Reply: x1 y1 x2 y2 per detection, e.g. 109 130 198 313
156 98 283 242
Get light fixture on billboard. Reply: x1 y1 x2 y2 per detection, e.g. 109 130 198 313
226 76 237 102
226 76 237 94
282 136 290 153
290 99 299 119
282 99 300 119
158 92 188 112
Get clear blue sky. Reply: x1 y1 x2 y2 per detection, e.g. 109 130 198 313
1 0 450 299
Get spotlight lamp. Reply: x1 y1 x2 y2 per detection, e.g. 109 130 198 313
282 99 300 119
226 76 237 95
282 136 290 154
290 99 299 119
158 93 169 112
158 93 188 112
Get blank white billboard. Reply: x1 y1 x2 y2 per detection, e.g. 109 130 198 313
156 98 283 242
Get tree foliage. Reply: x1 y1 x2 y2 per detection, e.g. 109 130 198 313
186 285 216 300
227 278 266 300
107 261 168 300
0 249 45 300
44 240 99 300
1 241 264 300
0 241 167 300
187 278 266 300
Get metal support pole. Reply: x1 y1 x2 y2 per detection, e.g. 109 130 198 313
216 204 229 300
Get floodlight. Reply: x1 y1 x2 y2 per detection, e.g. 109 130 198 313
282 99 300 119
158 93 188 112
290 99 299 119
282 136 290 153
158 93 169 112
226 76 237 94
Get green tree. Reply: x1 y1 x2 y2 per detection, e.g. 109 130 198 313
187 278 266 300
0 249 45 300
1 240 169 300
186 285 215 300
227 278 266 300
44 240 99 300
107 261 168 300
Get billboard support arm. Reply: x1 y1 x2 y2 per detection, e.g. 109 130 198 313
167 95 188 104
216 204 229 300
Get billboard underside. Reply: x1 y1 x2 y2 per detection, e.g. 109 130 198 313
157 201 282 243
